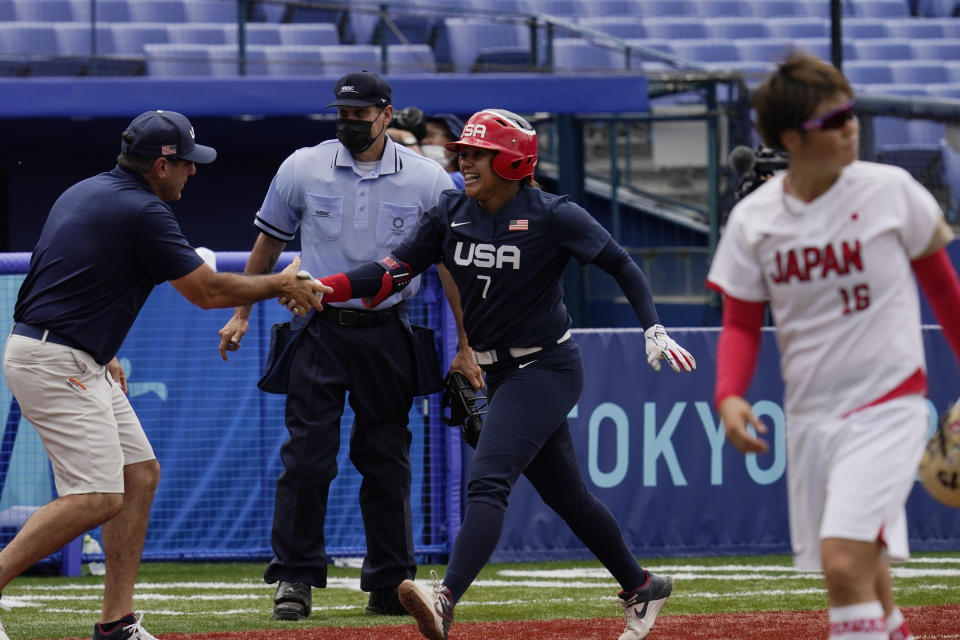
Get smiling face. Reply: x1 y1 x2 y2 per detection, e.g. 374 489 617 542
458 146 522 212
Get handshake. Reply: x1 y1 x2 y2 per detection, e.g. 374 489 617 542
278 258 330 317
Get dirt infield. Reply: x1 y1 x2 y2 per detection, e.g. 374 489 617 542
154 605 959 640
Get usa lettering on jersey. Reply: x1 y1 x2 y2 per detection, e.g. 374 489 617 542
453 241 520 269
770 240 863 284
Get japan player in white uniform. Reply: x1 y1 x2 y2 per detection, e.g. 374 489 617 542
708 55 960 640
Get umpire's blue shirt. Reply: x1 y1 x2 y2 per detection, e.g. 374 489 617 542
14 165 203 364
254 137 454 310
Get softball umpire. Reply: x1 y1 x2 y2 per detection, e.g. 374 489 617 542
313 108 696 640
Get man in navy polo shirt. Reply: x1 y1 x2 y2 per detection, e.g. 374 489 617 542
0 110 329 640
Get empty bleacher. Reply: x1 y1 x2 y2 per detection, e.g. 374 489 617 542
0 0 953 93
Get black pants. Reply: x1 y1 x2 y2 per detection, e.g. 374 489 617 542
264 311 416 591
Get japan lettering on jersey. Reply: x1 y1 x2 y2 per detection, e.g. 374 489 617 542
707 161 942 419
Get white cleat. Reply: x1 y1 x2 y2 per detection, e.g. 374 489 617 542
617 572 673 640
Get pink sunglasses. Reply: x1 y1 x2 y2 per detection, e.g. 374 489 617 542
801 101 856 131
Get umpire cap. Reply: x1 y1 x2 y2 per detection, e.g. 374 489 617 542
327 71 392 108
121 110 217 164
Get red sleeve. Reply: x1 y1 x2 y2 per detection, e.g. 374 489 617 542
912 247 960 363
714 293 766 409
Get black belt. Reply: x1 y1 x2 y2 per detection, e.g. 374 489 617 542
11 322 86 351
319 305 398 328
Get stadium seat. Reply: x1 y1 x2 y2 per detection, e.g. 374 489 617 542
749 0 813 18
798 0 832 17
54 21 113 55
638 0 698 17
206 43 268 76
788 37 856 62
929 83 960 98
888 60 951 84
669 39 739 64
184 0 238 23
387 43 437 72
871 116 911 149
314 44 380 76
71 0 131 22
260 44 326 75
912 38 960 59
850 38 913 61
576 17 646 40
0 22 59 54
907 119 946 144
109 23 170 55
705 18 770 40
860 83 929 96
143 42 212 75
284 2 345 25
848 0 911 16
12 0 75 21
243 23 282 45
464 0 528 13
733 38 793 64
434 17 531 72
358 12 437 46
527 0 583 16
277 23 339 46
250 1 287 22
127 0 188 23
844 61 895 84
642 18 709 40
884 18 946 39
168 23 232 46
918 0 960 15
930 17 960 37
552 37 627 71
695 0 753 17
764 18 829 39
580 0 643 17
941 138 960 220
841 18 890 39
0 0 12 21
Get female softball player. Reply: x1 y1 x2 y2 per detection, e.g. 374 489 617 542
709 54 960 640
311 108 695 640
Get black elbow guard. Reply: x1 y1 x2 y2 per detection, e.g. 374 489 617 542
363 256 413 308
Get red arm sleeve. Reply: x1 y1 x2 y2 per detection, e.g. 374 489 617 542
714 293 766 409
912 247 960 363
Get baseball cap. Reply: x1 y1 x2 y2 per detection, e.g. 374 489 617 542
326 71 392 108
121 110 217 164
426 113 464 140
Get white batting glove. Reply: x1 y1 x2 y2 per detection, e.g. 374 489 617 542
644 324 696 373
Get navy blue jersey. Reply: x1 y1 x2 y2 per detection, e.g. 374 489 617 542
14 166 203 364
394 186 610 350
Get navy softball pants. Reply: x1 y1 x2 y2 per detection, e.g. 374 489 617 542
264 310 417 591
443 340 647 602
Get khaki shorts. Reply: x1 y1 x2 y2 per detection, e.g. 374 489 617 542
786 395 927 571
2 334 155 496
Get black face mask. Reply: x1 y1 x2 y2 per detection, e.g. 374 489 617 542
336 110 384 155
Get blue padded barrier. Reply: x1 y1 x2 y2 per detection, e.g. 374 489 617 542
0 251 459 561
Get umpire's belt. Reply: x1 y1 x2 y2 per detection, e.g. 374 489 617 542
473 330 572 366
10 322 86 351
319 305 397 328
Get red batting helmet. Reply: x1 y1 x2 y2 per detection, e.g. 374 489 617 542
445 108 537 181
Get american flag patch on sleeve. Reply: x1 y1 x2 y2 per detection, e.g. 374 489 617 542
508 219 528 231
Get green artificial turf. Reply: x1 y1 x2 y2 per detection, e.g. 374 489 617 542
2 552 957 639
